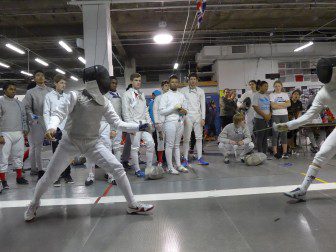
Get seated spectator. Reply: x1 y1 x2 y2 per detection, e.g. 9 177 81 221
287 89 303 152
252 81 271 154
220 89 237 128
270 80 290 159
218 113 254 164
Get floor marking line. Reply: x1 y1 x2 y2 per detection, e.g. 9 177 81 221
300 172 329 184
1 183 336 209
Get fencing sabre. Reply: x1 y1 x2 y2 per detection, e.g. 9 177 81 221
91 183 113 209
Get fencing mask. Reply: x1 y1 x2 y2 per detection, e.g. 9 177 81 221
317 57 336 86
244 152 267 166
82 65 110 105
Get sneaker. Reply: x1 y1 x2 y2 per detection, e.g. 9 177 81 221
139 160 146 165
157 162 163 168
282 153 289 159
37 170 45 180
30 170 38 176
64 175 74 184
224 158 230 164
16 177 29 185
127 202 154 214
53 178 61 187
197 157 209 165
274 153 281 159
181 158 190 168
85 173 94 186
24 201 40 222
177 166 189 173
1 180 9 189
240 157 245 163
310 146 318 153
168 167 179 175
284 187 306 199
107 174 117 185
122 161 133 170
135 170 145 178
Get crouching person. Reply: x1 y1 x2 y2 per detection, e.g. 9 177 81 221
218 113 254 164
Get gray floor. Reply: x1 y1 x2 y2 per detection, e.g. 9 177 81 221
2 142 336 252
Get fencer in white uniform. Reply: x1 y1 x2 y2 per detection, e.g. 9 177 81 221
159 75 189 174
122 73 155 178
180 73 209 167
23 70 52 179
237 80 257 135
24 66 154 221
0 83 29 191
153 81 170 168
275 57 336 199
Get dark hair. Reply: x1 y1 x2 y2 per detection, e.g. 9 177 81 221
257 80 268 87
292 89 301 96
169 74 179 82
3 82 15 91
34 69 44 76
126 84 132 91
188 72 198 79
161 80 168 86
109 76 117 81
249 80 257 85
130 73 141 81
53 74 65 84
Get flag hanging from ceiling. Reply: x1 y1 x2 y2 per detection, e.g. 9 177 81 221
196 0 207 29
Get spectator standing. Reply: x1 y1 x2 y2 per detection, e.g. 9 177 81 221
252 81 271 154
270 80 290 158
220 89 237 128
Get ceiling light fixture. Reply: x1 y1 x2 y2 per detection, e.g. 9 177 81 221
55 68 66 74
0 62 10 68
78 56 86 64
35 58 49 66
173 62 179 69
70 76 79 81
58 40 73 53
153 21 173 45
294 41 314 52
5 43 25 54
21 70 33 76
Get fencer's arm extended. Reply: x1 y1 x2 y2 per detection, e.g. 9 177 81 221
287 95 324 130
104 100 139 133
48 91 77 130
43 95 51 128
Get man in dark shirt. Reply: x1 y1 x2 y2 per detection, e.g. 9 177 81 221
220 89 237 128
287 89 303 151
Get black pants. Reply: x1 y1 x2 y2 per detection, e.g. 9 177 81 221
254 118 269 154
52 129 71 177
152 130 166 163
221 116 233 129
207 123 216 136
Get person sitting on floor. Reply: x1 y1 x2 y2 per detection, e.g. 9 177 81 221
218 113 254 164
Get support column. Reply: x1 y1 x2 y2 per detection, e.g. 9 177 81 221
82 3 113 75
124 58 136 87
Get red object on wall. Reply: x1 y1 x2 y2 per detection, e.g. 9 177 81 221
295 75 303 82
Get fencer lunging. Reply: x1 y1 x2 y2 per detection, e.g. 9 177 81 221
24 66 154 222
159 75 188 174
275 57 336 199
218 113 254 164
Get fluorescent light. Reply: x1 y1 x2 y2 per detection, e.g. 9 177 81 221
70 76 78 81
294 41 314 52
55 68 65 74
153 33 173 45
78 56 86 64
173 62 179 69
20 70 33 76
35 58 49 66
58 40 72 53
0 62 10 68
5 43 25 54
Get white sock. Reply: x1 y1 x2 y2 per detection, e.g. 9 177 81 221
165 147 173 169
115 174 136 206
174 146 182 167
196 139 202 159
130 150 140 172
300 165 319 191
